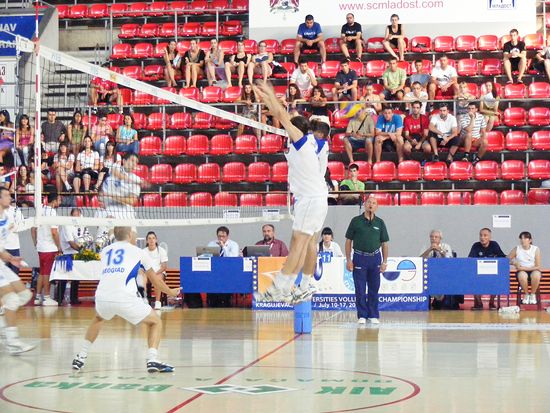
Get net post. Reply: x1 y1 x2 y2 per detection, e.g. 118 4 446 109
33 1 42 226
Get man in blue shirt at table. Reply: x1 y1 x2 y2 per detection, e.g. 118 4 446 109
294 14 326 65
206 226 240 307
374 105 404 163
468 227 506 311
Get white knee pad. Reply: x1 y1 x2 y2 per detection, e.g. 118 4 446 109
2 292 20 312
18 290 33 306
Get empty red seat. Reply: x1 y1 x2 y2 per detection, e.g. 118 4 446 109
480 59 502 76
221 21 243 37
189 192 213 207
528 82 550 98
331 110 350 129
474 160 499 181
477 35 498 51
505 131 529 151
111 43 132 60
447 192 472 205
126 2 148 17
271 162 288 183
320 61 340 78
528 160 550 179
327 161 346 181
150 164 173 184
240 193 263 207
523 33 543 50
133 164 149 181
169 112 191 130
423 161 447 181
174 163 197 184
192 113 212 129
146 113 167 130
106 113 123 131
234 135 257 154
201 21 219 37
330 133 345 153
370 193 393 206
110 3 128 17
69 5 88 19
449 161 473 181
179 87 200 101
122 65 143 80
454 35 476 52
197 163 221 183
133 90 154 106
152 86 177 104
248 162 271 182
365 37 385 53
164 136 186 156
457 59 478 76
138 24 159 38
433 36 454 52
528 189 550 205
531 130 550 150
397 160 421 181
164 192 188 207
214 192 238 207
528 107 550 126
180 22 201 37
222 162 246 183
213 116 236 130
349 61 364 77
170 1 189 14
485 131 505 152
132 43 153 59
503 107 527 126
148 1 168 16
142 193 162 207
56 5 69 19
186 134 209 155
260 134 283 154
176 40 191 54
500 160 525 180
504 83 526 99
143 65 165 81
188 0 208 14
222 86 242 103
353 161 371 181
139 136 161 156
397 192 418 206
232 0 249 13
201 86 222 103
421 192 445 205
210 134 233 155
131 113 146 129
119 24 139 39
119 89 133 105
210 0 229 10
365 60 387 78
473 190 499 205
243 39 258 54
159 23 176 38
154 42 169 58
409 36 431 53
265 193 287 206
218 40 237 55
372 161 396 182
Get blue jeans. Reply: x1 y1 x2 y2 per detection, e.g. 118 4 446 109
117 141 140 155
94 137 109 156
352 250 382 319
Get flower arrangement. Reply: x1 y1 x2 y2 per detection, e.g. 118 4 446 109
74 249 100 262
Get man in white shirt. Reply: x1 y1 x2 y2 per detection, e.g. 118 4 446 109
290 59 317 97
428 103 459 164
206 226 239 307
428 55 458 102
404 81 428 114
30 192 62 306
5 204 24 275
72 227 180 373
459 102 488 165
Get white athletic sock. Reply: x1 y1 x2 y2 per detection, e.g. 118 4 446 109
273 272 297 293
79 339 92 357
5 326 18 344
299 274 312 290
147 348 158 362
0 314 6 329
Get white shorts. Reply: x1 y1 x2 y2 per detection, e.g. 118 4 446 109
95 296 152 325
0 262 20 288
292 196 328 235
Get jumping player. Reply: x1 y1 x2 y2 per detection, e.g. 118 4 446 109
72 226 180 372
254 82 330 303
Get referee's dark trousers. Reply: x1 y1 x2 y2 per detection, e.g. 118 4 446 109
352 250 382 319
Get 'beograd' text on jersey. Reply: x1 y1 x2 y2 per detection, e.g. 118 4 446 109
95 241 153 301
285 134 328 198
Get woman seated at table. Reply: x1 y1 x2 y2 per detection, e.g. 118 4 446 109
508 231 542 305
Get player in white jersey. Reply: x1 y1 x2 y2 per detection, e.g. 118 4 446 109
254 82 330 303
72 227 180 373
0 188 35 354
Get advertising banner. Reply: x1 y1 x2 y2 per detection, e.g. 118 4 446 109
0 15 42 57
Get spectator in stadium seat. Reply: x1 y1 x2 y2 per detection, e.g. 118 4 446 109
343 110 375 164
404 81 428 114
0 163 11 190
503 29 527 84
183 39 206 88
163 40 182 88
205 38 225 86
248 41 273 84
53 142 74 193
309 86 331 127
508 231 542 306
403 101 431 162
73 135 100 193
67 110 87 157
374 105 404 163
428 103 459 164
95 141 121 191
294 14 327 65
469 228 506 310
41 109 66 154
479 81 500 132
533 42 550 80
319 227 344 257
428 55 458 102
116 114 139 155
290 58 317 97
459 102 487 165
90 114 113 157
224 40 250 88
456 81 476 123
237 82 260 137
382 57 406 102
15 113 34 167
340 13 363 62
407 60 431 91
325 168 339 205
331 60 358 104
281 83 307 117
255 224 289 257
382 14 406 61
339 163 365 205
207 226 239 307
89 75 122 114
360 83 382 114
15 165 31 194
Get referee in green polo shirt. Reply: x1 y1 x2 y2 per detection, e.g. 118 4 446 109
345 195 389 325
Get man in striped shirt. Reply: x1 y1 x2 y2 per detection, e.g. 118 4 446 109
459 102 487 165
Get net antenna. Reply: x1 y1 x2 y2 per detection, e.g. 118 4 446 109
15 35 292 231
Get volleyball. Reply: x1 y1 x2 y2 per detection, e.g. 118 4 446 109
339 102 363 118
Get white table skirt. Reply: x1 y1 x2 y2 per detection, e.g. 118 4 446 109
50 260 103 281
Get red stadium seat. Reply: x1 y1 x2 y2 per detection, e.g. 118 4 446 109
448 161 473 181
186 134 209 155
370 193 393 206
500 160 525 180
528 160 550 179
265 193 287 206
148 1 169 16
523 33 543 50
179 87 200 101
528 82 550 98
503 107 527 127
110 43 132 60
169 112 191 130
106 113 123 131
68 5 88 19
260 134 283 154
82 115 97 129
232 0 249 13
331 110 350 129
365 60 387 78
454 35 476 52
499 35 512 49
528 107 550 126
531 130 550 150
240 194 263 207
142 194 162 207
170 1 189 14
234 135 257 154
212 116 236 130
126 2 148 17
110 3 128 17
505 131 529 151
409 36 431 53
210 134 233 155
152 86 177 104
433 36 454 52
324 37 341 54
485 131 505 152
474 160 499 181
457 59 478 77
348 61 364 77
189 192 213 207
327 161 346 181
397 160 421 181
330 133 345 153
279 39 295 55
320 61 341 78
272 62 295 79
271 162 288 183
197 163 221 183
421 192 445 205
366 37 385 53
218 40 237 55
139 136 162 156
397 192 418 206
192 113 213 129
423 161 447 181
476 35 498 51
180 22 201 37
243 39 258 54
150 164 173 184
146 113 167 131
138 24 159 38
353 161 371 181
222 86 242 103
248 162 271 182
527 189 550 205
211 0 229 10
201 22 219 37
132 43 154 59
173 163 197 184
504 83 526 99
164 193 188 207
131 113 146 129
447 192 471 205
473 190 498 205
153 42 168 57
188 0 207 14
56 5 69 19
119 89 133 105
134 164 149 181
215 192 238 207
221 21 243 37
201 86 222 103
143 65 165 81
119 24 139 39
372 161 396 182
396 60 409 75
222 162 246 183
122 65 143 80
176 40 191 54
159 23 176 38
163 136 186 156
480 59 502 76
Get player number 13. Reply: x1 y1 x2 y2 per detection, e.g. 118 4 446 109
106 249 125 265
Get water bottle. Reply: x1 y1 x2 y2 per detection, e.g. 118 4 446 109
64 282 71 306
498 305 520 314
